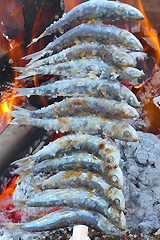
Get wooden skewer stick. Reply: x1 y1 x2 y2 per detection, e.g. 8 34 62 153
70 225 91 240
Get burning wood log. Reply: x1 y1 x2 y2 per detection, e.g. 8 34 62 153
0 118 43 174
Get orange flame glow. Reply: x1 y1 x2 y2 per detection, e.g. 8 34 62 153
137 0 160 64
123 0 160 134
136 0 160 134
0 1 52 131
34 75 48 107
0 175 19 201
64 0 83 12
0 0 25 131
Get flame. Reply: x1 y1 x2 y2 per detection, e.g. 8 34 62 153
64 0 83 12
122 0 160 134
137 0 160 64
0 0 25 132
0 1 54 131
135 0 160 134
0 175 19 201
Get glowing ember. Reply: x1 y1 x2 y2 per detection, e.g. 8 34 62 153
0 175 25 223
0 176 19 201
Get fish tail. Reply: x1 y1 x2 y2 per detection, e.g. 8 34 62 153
11 108 31 118
9 204 26 213
4 222 22 230
11 156 32 167
14 87 36 97
13 67 26 73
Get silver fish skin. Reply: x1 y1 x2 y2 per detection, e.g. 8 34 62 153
13 134 120 168
25 43 136 69
32 153 123 189
24 188 126 229
11 97 139 119
29 0 143 45
129 51 147 62
15 58 116 80
21 209 121 235
12 154 123 189
24 23 143 64
119 67 145 83
40 171 124 208
14 78 140 108
15 59 144 83
11 116 138 142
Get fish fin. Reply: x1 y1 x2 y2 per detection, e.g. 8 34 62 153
27 37 39 47
11 167 32 177
31 183 42 192
15 74 32 80
11 109 30 118
10 118 21 125
9 204 26 213
11 157 32 166
14 88 34 97
9 104 27 111
13 67 26 73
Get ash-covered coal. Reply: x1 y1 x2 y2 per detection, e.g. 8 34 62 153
119 131 160 234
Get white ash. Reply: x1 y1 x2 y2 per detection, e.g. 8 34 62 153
0 227 44 240
118 131 160 233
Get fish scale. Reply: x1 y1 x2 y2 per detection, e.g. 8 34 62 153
11 0 145 236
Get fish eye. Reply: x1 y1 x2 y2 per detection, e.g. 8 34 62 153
107 130 112 136
129 38 137 47
128 10 136 17
123 130 131 137
107 155 114 163
120 57 127 65
113 198 120 207
114 55 119 60
112 175 118 183
128 96 135 104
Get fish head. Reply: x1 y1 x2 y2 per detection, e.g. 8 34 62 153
111 49 135 68
127 94 140 108
105 167 124 189
108 188 125 211
121 67 145 82
108 207 126 230
116 3 144 20
114 122 139 142
99 143 120 168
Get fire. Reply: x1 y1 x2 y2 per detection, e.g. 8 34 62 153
0 175 19 201
122 0 160 134
0 1 54 131
0 175 26 223
1 102 9 113
0 0 25 132
135 0 160 134
64 0 82 12
137 0 160 65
